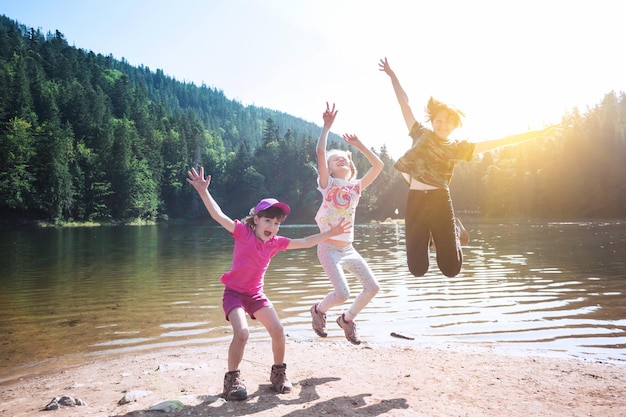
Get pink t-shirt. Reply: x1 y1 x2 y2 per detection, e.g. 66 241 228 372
220 220 290 294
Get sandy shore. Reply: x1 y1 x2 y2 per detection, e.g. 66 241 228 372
1 338 625 417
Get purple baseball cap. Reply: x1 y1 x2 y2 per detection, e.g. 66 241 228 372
254 198 291 215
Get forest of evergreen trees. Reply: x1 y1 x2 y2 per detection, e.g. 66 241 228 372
1 15 625 227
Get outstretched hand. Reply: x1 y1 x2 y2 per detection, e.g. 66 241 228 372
186 167 211 192
378 57 393 76
323 102 338 128
342 133 364 148
328 218 352 237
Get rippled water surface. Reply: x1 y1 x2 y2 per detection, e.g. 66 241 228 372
1 219 625 382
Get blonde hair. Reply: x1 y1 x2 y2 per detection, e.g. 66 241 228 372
326 149 357 181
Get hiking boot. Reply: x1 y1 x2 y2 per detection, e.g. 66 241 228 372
270 363 292 394
223 370 247 401
337 313 361 345
310 303 327 337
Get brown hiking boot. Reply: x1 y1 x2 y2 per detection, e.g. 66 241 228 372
270 363 292 394
310 303 327 337
223 370 247 401
337 313 361 345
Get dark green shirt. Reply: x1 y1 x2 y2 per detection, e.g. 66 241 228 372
394 122 475 190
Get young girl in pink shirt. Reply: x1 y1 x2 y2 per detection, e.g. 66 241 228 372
187 167 349 401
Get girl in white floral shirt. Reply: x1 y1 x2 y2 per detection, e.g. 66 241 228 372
310 103 384 345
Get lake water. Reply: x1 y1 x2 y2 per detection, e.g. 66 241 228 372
1 219 625 383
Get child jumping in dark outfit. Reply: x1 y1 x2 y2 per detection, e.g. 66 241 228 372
379 57 558 277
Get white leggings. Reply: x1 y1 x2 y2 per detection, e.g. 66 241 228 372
316 242 380 321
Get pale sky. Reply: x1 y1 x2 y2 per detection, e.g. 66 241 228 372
3 0 624 158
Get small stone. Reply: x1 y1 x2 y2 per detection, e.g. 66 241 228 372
44 395 86 410
148 400 184 412
58 396 77 406
118 389 153 404
44 398 59 410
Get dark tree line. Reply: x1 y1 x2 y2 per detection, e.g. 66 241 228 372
0 16 403 225
1 15 624 227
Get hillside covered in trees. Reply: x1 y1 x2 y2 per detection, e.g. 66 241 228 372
1 15 624 226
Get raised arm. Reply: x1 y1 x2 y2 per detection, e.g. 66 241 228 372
343 134 384 190
473 125 561 154
317 102 338 189
186 167 235 233
286 218 352 250
379 57 417 131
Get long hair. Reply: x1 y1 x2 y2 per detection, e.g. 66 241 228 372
326 149 357 181
425 97 465 128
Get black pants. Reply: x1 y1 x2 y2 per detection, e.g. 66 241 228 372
405 189 462 277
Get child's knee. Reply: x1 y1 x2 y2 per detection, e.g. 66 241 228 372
336 288 350 303
440 265 461 278
268 324 285 340
408 262 428 277
363 278 380 296
232 327 249 343
437 253 462 277
407 250 429 277
407 258 429 277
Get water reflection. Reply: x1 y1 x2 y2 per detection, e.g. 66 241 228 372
0 219 625 382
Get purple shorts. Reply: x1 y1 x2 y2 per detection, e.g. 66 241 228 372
222 287 272 321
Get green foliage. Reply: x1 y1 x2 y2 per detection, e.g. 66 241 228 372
1 14 625 224
0 117 35 208
0 15 352 223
